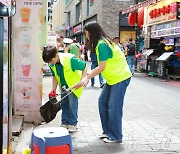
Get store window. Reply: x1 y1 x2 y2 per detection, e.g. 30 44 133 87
76 1 81 23
87 0 94 16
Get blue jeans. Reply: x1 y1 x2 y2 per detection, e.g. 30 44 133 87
98 78 131 140
127 55 134 73
91 61 104 85
61 92 78 126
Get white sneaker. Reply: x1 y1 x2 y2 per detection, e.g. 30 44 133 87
68 125 77 133
60 123 69 129
103 138 122 143
98 133 108 139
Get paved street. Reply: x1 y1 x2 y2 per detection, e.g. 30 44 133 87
35 71 180 154
14 71 180 154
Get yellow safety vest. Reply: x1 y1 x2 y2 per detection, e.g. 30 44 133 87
49 53 83 98
95 40 132 85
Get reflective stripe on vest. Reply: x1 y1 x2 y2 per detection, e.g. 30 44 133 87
95 40 132 85
49 53 83 98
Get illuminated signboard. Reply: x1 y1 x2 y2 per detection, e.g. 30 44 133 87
73 24 82 34
147 0 178 26
151 21 180 38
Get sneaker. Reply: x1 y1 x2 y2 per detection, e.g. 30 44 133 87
98 133 108 139
100 83 104 88
91 83 94 87
103 138 122 143
68 125 77 133
60 123 69 129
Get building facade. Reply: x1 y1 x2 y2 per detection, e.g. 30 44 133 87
52 0 134 42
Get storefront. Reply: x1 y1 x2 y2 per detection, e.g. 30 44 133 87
119 13 136 50
121 0 156 52
146 0 180 78
73 23 82 43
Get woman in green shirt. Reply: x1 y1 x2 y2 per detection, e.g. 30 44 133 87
75 22 132 143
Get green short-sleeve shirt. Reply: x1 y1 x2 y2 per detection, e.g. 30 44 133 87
98 42 112 61
50 56 86 87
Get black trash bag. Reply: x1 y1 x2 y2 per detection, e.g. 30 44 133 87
39 97 61 123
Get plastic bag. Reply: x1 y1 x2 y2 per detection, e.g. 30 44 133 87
39 97 60 123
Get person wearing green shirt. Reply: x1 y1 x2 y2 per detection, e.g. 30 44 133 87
65 42 81 58
42 46 88 133
75 22 132 143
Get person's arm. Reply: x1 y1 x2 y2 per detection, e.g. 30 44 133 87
56 43 60 50
64 46 69 53
75 61 106 89
74 42 110 89
81 64 88 80
52 76 58 91
125 44 129 52
71 57 88 79
88 61 105 79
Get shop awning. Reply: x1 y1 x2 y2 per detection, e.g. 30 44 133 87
121 0 156 14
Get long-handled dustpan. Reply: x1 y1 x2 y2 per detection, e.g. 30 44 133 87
39 85 75 123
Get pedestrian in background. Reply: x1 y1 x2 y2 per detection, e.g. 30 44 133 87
81 42 89 61
64 38 81 58
75 22 132 143
157 37 166 57
126 38 136 74
88 50 104 88
42 46 88 132
113 36 125 53
56 36 64 52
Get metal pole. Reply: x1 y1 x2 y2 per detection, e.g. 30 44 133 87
135 0 139 54
0 17 4 152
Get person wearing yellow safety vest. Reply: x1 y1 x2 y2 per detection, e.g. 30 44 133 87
42 46 88 133
75 22 132 143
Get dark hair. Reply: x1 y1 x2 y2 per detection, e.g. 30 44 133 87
83 22 112 52
129 38 133 42
160 37 165 42
42 46 57 63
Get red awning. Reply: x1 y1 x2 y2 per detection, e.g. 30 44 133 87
121 0 156 14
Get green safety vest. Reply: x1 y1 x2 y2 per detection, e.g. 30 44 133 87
95 40 132 85
49 53 83 98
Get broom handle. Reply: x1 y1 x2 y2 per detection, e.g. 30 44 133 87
49 82 80 104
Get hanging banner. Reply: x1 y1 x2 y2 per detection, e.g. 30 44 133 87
13 0 43 112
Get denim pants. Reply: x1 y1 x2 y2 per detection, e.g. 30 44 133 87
98 78 131 140
61 92 78 126
91 61 104 85
127 55 134 73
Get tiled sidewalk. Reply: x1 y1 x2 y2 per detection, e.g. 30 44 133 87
14 73 180 154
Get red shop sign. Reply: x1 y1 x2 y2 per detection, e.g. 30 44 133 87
147 0 178 26
149 2 177 19
73 24 82 34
